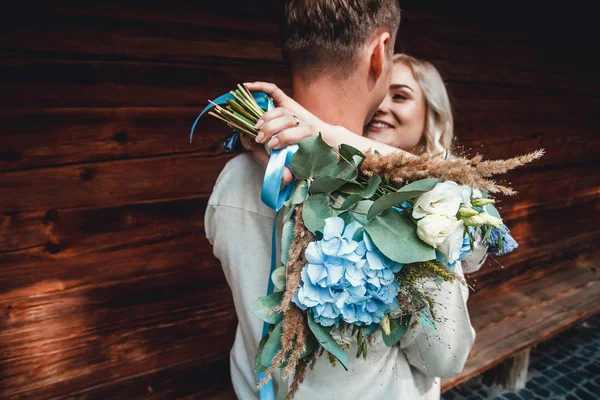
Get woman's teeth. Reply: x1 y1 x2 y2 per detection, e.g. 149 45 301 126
370 122 394 129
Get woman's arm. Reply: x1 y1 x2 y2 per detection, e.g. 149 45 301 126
244 82 415 157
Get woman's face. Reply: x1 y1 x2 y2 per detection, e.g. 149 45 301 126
364 62 427 152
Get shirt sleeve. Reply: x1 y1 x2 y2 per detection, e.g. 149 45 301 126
399 262 475 378
205 201 281 399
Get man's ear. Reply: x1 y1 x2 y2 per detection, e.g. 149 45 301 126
370 31 391 81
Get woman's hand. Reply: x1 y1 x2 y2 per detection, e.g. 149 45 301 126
255 107 316 150
242 82 327 184
245 82 326 148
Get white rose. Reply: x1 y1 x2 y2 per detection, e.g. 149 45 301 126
438 221 466 264
416 214 464 249
413 181 464 219
461 185 473 205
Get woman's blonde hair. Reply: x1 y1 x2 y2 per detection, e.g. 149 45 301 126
393 54 454 157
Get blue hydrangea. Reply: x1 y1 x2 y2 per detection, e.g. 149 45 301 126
292 217 402 327
486 224 518 256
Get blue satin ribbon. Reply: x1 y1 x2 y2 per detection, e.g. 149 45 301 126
261 145 298 212
192 90 299 399
189 91 274 143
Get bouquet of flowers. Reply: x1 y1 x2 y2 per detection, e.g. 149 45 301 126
192 85 543 399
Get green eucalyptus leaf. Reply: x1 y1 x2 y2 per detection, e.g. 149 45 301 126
362 175 382 198
310 176 347 195
254 332 271 373
307 312 348 370
367 178 439 219
281 219 295 266
350 200 374 226
363 209 436 263
486 203 502 219
337 194 363 211
289 180 309 205
302 194 339 234
271 266 286 291
290 134 338 179
331 144 365 180
339 182 366 194
339 144 365 165
249 292 284 325
362 323 380 336
261 320 284 368
382 317 410 347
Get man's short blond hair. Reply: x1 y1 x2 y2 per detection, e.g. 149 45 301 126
281 0 401 80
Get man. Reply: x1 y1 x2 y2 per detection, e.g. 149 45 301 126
205 1 475 399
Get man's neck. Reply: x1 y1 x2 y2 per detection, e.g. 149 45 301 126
291 75 367 135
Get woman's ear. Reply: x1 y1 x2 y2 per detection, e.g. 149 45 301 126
370 31 391 81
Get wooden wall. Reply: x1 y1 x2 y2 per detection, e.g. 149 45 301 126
1 1 598 398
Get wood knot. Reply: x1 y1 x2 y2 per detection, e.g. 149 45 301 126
43 209 60 224
45 242 61 254
80 168 95 182
1 149 21 162
112 129 128 144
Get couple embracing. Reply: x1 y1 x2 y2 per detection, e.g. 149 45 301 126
205 1 484 399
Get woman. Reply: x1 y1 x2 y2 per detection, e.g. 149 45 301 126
243 54 485 399
363 54 454 156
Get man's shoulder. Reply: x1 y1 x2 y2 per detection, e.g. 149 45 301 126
208 153 274 218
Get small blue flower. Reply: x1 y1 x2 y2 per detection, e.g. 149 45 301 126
486 225 518 255
292 217 402 327
220 130 242 153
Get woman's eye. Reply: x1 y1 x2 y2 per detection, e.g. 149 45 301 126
393 93 407 101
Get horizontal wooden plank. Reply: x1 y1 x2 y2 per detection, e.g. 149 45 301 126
1 143 597 213
442 256 600 391
0 152 232 213
0 107 227 172
1 9 281 62
2 4 596 93
0 57 291 109
67 358 235 400
1 106 597 172
1 107 596 173
0 198 221 298
1 56 597 111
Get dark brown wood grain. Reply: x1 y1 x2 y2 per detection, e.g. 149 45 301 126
1 105 597 172
0 1 598 398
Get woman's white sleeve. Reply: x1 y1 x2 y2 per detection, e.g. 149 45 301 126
400 262 475 378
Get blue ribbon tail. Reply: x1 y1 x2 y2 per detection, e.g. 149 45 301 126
257 142 297 399
258 372 276 400
257 206 282 400
260 145 299 212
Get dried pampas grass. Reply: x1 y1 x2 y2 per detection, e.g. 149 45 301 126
360 149 545 195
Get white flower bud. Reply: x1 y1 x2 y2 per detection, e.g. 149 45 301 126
471 198 495 207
